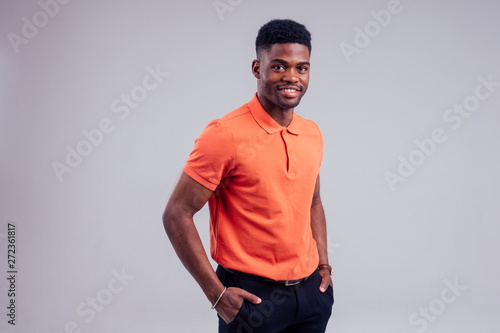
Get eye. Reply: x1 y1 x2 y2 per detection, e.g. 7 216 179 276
272 65 285 71
298 66 309 73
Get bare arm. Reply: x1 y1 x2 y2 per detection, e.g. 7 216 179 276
162 172 260 323
310 174 333 292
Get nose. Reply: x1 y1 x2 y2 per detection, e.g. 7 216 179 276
282 68 299 83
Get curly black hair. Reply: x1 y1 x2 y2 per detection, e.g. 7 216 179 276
255 19 312 58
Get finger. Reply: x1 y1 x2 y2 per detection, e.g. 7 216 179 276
240 289 262 304
319 275 330 293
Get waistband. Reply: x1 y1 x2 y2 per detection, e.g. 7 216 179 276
221 265 311 287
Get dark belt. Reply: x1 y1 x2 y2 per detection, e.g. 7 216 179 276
222 266 310 286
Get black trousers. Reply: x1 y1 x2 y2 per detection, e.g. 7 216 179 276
216 265 334 333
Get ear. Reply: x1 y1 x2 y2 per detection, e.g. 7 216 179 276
251 59 261 79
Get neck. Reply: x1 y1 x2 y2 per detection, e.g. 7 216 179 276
257 95 294 127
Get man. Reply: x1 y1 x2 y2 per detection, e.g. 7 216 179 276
163 19 333 332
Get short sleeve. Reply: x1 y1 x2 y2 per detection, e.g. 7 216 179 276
183 119 235 191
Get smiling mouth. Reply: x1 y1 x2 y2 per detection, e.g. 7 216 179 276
278 86 301 98
279 86 301 92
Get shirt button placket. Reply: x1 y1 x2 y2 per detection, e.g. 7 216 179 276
287 130 296 176
281 130 289 173
281 129 295 176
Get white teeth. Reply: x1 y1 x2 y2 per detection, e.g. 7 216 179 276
284 89 297 92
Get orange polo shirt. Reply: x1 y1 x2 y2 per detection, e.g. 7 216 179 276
183 94 323 280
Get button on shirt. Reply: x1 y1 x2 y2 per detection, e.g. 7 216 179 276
183 94 323 280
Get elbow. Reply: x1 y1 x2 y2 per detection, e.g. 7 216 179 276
162 205 176 238
162 202 191 239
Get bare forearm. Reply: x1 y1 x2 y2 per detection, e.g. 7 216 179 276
164 211 224 304
311 198 329 265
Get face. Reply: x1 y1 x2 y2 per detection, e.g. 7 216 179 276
252 43 310 113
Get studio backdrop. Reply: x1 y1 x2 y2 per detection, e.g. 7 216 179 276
1 0 499 332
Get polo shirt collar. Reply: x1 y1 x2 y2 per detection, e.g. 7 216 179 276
248 93 301 135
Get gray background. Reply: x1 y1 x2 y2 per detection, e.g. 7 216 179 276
1 0 499 332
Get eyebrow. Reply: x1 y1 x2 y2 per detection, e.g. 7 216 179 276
271 59 311 66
